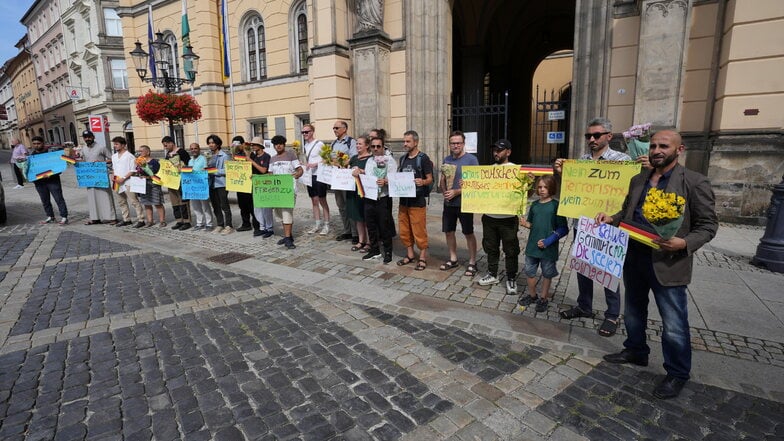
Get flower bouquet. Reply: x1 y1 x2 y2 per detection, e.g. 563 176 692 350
290 140 301 156
642 187 686 239
334 151 350 168
319 144 333 164
135 156 154 177
514 171 535 217
623 123 652 160
441 163 457 190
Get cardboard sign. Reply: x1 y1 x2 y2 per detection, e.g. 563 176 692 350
387 172 415 198
74 161 110 188
330 168 356 191
359 174 378 201
460 165 524 215
27 151 68 181
158 160 181 190
127 176 147 194
252 175 295 208
569 216 630 291
226 161 252 193
558 160 641 219
181 171 209 200
316 163 334 185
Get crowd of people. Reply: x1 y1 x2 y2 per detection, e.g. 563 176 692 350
11 116 718 399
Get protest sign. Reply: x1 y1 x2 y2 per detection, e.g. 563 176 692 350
569 216 630 291
330 168 356 191
316 163 334 185
558 160 640 219
127 176 147 194
460 165 524 215
387 172 415 198
27 151 68 181
158 160 181 190
74 162 110 188
226 161 252 193
252 175 295 208
181 171 209 200
358 174 378 201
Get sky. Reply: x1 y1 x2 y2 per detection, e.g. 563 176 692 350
0 0 37 65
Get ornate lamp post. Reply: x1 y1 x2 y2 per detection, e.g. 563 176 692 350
753 175 784 273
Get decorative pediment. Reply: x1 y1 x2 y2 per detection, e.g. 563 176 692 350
81 45 100 63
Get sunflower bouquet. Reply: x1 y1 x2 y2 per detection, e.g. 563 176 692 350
642 187 686 239
135 156 154 176
514 171 535 217
334 151 350 168
441 163 457 190
319 144 333 164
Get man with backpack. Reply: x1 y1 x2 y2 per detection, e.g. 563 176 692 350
396 130 434 271
332 120 359 243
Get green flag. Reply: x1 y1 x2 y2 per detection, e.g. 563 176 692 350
181 0 193 80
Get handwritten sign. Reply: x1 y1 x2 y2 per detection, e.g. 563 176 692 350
158 160 181 190
460 165 523 215
316 163 334 185
569 216 630 291
558 160 640 219
331 169 356 191
359 174 378 201
74 162 110 188
226 161 252 193
252 175 295 208
27 151 68 181
387 172 415 198
128 176 147 194
181 171 209 200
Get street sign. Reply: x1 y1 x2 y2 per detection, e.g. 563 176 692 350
547 110 565 121
546 131 565 144
68 88 81 100
89 115 104 133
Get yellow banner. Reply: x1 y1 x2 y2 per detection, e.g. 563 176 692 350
158 160 181 190
557 160 641 219
461 165 526 216
225 161 252 193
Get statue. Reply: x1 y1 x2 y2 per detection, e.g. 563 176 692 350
356 0 383 32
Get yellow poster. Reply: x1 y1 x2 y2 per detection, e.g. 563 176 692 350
557 160 641 219
158 160 181 190
461 165 526 216
226 161 252 193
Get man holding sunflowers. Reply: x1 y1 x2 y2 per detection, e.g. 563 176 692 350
596 129 718 399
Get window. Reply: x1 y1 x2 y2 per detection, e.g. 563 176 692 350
104 9 122 36
250 119 268 140
242 15 267 81
291 1 308 73
110 59 128 89
163 32 180 80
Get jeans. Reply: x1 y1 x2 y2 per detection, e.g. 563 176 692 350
481 215 519 278
623 247 691 380
209 187 232 228
34 175 68 218
576 273 621 320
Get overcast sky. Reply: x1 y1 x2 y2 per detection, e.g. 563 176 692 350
0 1 37 65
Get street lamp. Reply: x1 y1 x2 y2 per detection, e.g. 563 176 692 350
129 31 199 93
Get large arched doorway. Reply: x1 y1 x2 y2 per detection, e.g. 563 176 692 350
451 0 575 165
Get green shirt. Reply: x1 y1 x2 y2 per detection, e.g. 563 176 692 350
525 199 567 260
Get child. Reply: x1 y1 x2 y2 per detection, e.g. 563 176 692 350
519 175 568 312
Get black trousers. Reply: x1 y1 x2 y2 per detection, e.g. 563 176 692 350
237 192 259 229
481 215 520 278
364 197 395 252
12 164 25 185
209 187 232 228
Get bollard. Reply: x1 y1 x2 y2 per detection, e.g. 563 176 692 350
752 174 784 273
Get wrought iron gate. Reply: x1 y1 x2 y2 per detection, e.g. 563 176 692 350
450 90 508 165
531 83 570 165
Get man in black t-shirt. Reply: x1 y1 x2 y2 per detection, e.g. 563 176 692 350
396 130 433 271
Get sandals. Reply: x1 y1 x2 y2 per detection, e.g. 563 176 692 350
439 260 459 271
464 263 478 277
598 318 618 337
397 256 415 266
415 260 427 271
559 306 595 320
351 242 367 252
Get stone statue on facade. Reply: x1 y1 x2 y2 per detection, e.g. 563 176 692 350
356 0 384 32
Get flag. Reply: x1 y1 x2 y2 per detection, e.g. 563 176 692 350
152 175 163 185
219 0 231 78
205 167 218 174
60 155 76 165
148 5 157 80
112 178 121 192
519 166 553 176
180 166 193 173
355 177 365 198
181 0 193 81
36 170 54 180
232 155 247 161
619 222 660 250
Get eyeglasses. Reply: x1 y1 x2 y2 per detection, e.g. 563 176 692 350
584 131 610 140
301 130 311 134
332 127 342 130
449 142 464 146
371 144 384 149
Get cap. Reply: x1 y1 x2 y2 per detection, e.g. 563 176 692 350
492 139 511 150
82 130 94 138
249 136 264 146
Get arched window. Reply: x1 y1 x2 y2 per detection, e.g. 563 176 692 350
242 15 267 81
291 1 308 74
163 32 180 79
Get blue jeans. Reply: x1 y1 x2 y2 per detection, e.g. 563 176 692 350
34 175 68 219
576 273 621 320
622 247 691 380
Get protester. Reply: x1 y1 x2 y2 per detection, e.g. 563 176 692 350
348 135 373 253
80 131 117 225
135 145 166 227
268 135 304 249
363 137 397 263
206 134 233 234
249 137 274 238
187 143 213 231
519 175 568 311
231 135 256 233
111 136 144 227
29 136 68 225
162 136 192 230
597 129 718 399
302 124 330 235
10 138 28 189
332 120 358 242
396 130 434 270
439 130 479 277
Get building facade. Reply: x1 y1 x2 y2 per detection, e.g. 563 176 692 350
118 0 783 223
6 36 45 147
0 65 19 149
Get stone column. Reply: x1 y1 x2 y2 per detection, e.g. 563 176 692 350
348 31 392 135
633 0 693 127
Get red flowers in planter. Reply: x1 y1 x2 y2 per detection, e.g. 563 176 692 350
135 90 202 125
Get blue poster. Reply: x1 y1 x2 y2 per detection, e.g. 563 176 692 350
74 162 110 188
181 171 209 200
27 151 68 181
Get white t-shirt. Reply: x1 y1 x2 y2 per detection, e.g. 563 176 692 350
111 150 136 178
304 139 325 176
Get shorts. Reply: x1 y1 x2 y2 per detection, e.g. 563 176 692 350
524 256 558 279
441 205 474 234
274 208 294 224
307 175 329 198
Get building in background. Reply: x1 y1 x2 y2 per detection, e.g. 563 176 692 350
0 64 19 149
5 35 44 147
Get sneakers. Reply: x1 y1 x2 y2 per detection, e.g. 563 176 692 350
40 217 54 224
306 222 322 234
283 236 296 249
212 226 224 234
236 224 252 232
171 222 184 230
58 217 68 225
319 224 330 236
505 279 517 295
133 221 146 228
383 250 393 264
13 184 24 189
535 298 549 313
518 295 537 307
192 225 204 231
363 249 381 260
253 229 263 237
179 223 192 231
277 237 287 245
477 273 500 286
262 230 274 238
221 226 234 235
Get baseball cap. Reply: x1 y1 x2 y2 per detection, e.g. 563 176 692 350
82 130 94 137
492 139 511 150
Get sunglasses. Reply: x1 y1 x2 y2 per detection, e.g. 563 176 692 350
332 127 343 130
371 144 384 149
301 130 311 134
584 131 610 140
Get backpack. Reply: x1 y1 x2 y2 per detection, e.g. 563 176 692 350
399 152 434 197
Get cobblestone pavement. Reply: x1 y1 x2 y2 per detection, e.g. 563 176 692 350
1 217 783 440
